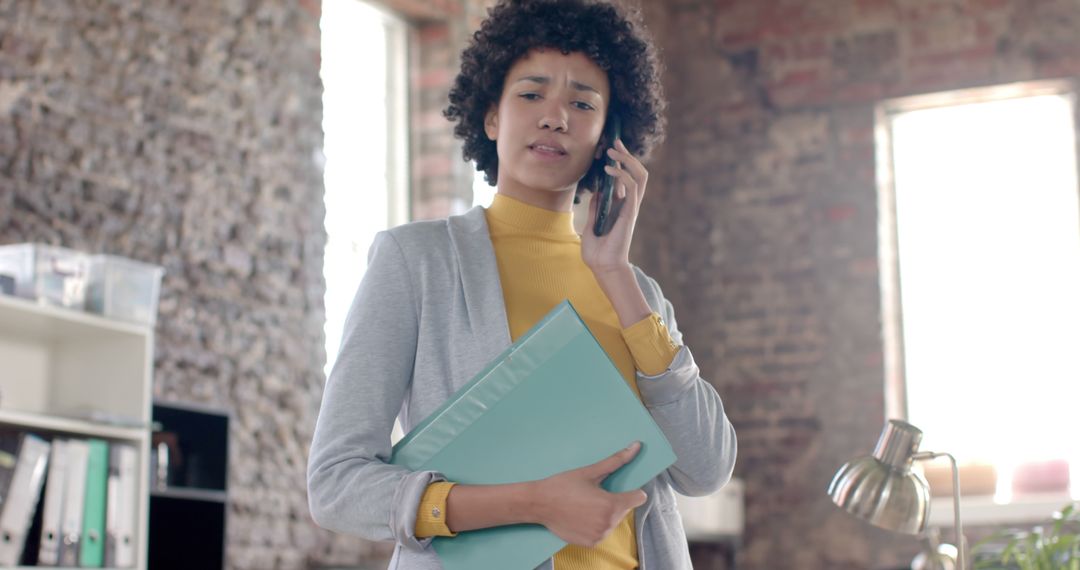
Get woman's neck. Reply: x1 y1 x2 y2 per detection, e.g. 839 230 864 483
495 183 576 213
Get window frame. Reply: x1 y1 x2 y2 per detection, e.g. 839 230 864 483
874 78 1080 526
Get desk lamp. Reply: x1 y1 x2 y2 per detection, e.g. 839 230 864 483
827 420 966 569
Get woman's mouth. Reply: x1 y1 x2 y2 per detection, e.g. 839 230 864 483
529 144 568 160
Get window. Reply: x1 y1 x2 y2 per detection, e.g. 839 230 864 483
877 80 1080 524
320 0 409 376
472 165 497 209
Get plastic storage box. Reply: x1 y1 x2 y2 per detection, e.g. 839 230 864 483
86 254 165 326
0 243 92 308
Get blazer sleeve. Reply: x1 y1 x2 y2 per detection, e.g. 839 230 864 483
307 231 447 551
631 267 738 497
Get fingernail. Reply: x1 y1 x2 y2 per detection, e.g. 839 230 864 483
627 441 640 451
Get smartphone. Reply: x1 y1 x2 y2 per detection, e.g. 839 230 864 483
593 114 623 237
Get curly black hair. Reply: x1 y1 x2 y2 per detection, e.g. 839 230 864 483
443 0 667 200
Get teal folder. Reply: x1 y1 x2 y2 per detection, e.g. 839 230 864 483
79 439 108 568
390 300 677 570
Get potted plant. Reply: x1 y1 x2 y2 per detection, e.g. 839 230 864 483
974 503 1080 570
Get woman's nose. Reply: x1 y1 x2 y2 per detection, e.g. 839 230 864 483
538 102 569 132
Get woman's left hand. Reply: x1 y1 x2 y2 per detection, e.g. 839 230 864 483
581 138 649 276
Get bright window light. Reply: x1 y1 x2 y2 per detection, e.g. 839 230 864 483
320 0 406 376
472 165 496 208
887 92 1080 503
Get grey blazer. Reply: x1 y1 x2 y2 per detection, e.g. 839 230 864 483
307 206 737 570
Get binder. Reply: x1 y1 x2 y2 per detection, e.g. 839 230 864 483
104 444 120 568
79 439 108 567
58 439 90 567
105 443 136 568
37 439 70 566
0 429 22 509
390 300 677 570
0 433 51 566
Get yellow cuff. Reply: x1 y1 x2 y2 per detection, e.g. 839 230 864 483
621 312 680 376
414 481 458 538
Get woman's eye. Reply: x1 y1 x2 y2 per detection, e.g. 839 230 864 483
573 102 596 111
520 93 541 100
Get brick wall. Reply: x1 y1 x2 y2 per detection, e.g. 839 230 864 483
401 0 1080 568
631 1 1080 569
398 0 491 219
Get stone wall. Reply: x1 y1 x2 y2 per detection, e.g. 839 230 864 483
0 0 374 567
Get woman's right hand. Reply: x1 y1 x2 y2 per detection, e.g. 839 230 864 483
530 441 648 547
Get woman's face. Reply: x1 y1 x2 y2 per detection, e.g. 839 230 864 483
484 48 611 206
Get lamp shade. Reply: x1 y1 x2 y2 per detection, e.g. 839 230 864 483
827 420 932 534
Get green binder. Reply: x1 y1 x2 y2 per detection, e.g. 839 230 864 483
80 439 108 567
390 300 677 570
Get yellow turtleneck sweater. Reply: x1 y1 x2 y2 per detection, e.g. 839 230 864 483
413 194 680 569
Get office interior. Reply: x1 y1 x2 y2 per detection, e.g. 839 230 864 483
2 0 1079 569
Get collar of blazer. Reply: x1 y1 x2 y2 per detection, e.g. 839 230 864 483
446 205 514 353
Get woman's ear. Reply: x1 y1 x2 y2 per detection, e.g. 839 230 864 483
484 105 499 141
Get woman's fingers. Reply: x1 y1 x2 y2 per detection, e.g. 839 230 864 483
607 141 647 184
604 163 637 201
616 489 648 511
580 441 641 482
605 140 647 203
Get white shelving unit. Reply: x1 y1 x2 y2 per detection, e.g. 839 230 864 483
0 294 152 570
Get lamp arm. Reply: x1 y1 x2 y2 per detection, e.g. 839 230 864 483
912 451 966 570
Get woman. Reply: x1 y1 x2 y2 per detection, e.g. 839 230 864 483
307 1 737 568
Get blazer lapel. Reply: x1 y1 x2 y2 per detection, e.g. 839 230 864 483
447 206 513 356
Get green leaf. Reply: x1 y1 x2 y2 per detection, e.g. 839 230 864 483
978 504 1080 570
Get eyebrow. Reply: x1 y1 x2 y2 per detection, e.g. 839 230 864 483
513 75 601 95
